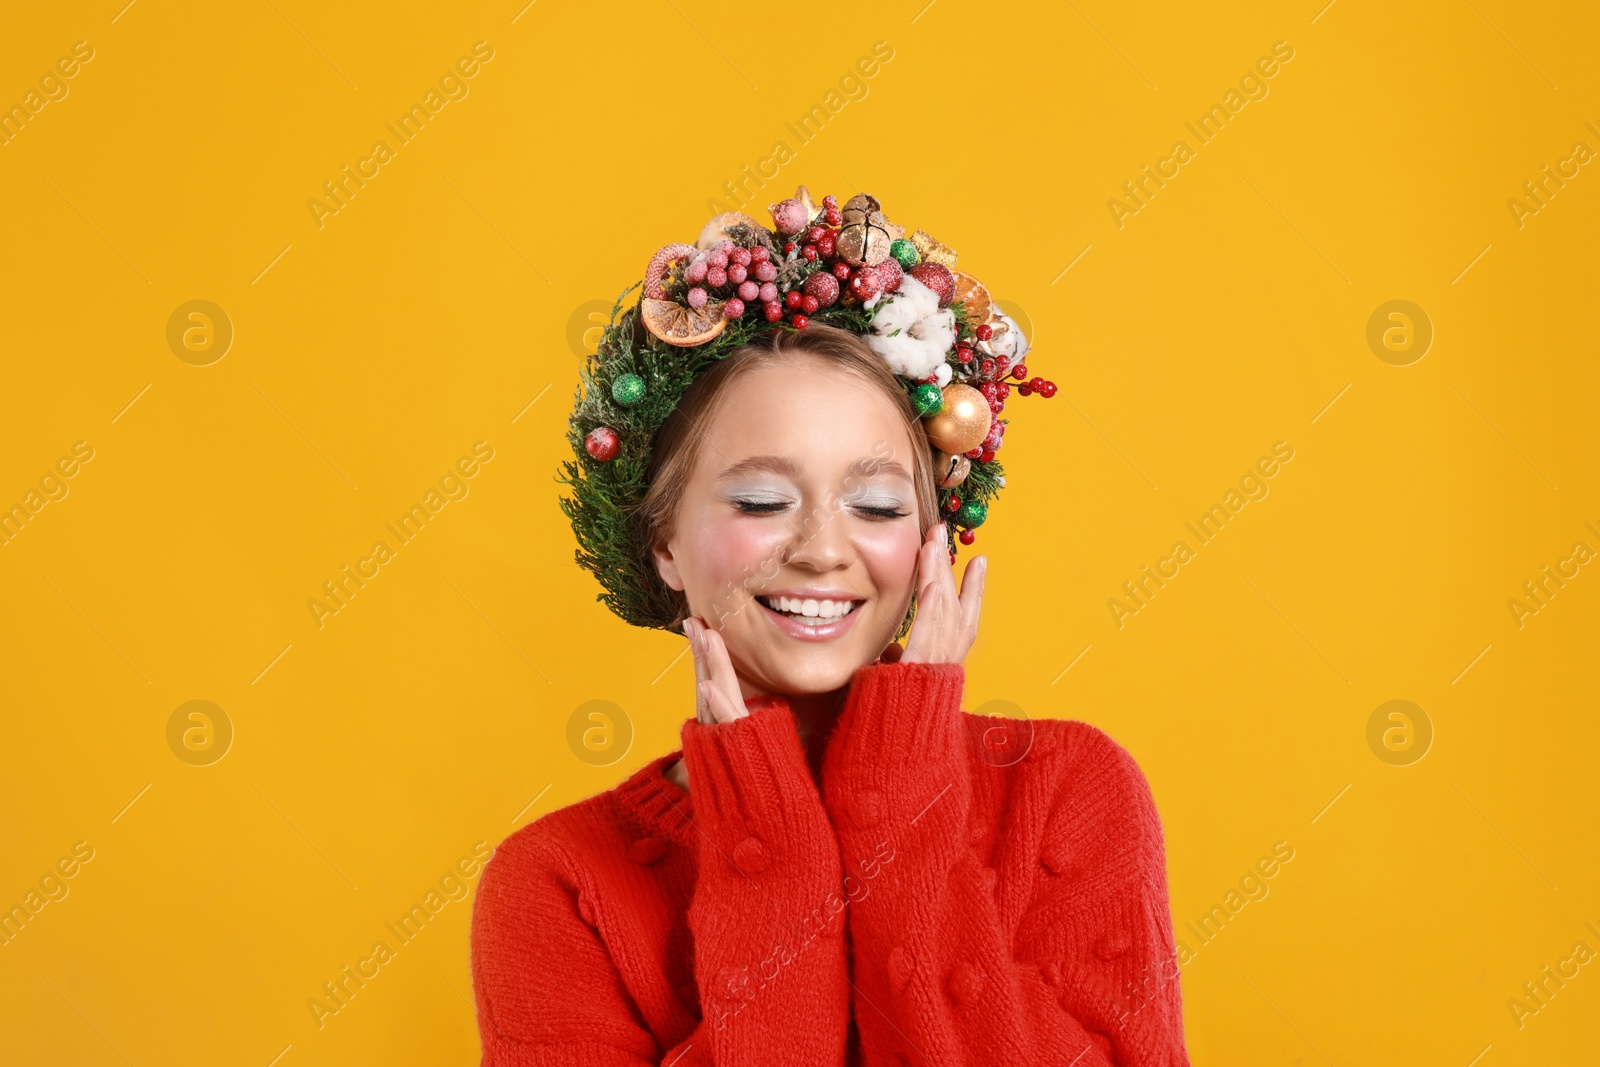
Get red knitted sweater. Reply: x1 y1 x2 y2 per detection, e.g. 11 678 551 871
471 660 1190 1066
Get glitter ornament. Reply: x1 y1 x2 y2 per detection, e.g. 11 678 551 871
803 271 840 308
890 238 920 269
956 499 988 527
876 256 903 294
611 373 646 406
585 426 620 462
923 384 992 454
909 262 955 308
912 382 944 416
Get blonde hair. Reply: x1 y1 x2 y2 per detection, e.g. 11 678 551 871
637 323 937 632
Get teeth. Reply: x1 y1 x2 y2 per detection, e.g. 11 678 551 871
759 595 858 621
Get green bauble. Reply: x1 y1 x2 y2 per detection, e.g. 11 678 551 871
911 382 944 416
956 499 988 528
890 238 920 269
611 372 646 406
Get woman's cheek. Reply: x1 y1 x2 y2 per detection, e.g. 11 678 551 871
695 514 787 591
856 521 921 599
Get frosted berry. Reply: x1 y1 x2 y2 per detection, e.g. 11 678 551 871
975 323 993 341
707 249 728 269
849 266 883 302
727 263 747 284
759 282 778 303
687 287 708 309
832 261 852 281
791 313 809 329
730 247 751 267
815 231 837 258
959 529 976 546
753 261 778 282
1011 363 1028 380
784 290 803 310
707 266 727 288
738 281 759 301
801 294 820 314
685 260 708 285
723 298 745 318
763 301 784 322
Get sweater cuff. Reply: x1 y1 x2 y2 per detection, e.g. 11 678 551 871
822 660 967 805
679 696 830 854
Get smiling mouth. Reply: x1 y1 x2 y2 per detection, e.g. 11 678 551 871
755 594 863 624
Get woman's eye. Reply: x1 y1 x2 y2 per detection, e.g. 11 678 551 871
733 500 790 514
852 504 910 520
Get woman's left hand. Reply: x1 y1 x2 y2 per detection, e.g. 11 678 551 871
882 521 986 666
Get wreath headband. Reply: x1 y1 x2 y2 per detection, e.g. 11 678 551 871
558 185 1057 631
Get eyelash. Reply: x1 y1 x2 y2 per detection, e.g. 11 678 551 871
733 501 908 520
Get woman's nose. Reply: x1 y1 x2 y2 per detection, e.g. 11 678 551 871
780 497 852 569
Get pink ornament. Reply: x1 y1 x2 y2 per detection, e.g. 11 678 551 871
770 198 809 236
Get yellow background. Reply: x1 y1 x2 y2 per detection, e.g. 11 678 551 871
2 0 1596 1063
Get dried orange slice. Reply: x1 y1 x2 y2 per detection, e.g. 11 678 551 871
641 297 727 346
950 270 994 325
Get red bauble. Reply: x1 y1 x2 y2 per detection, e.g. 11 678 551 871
802 245 818 261
959 529 976 546
908 262 955 307
585 426 620 462
803 271 840 308
876 256 903 293
849 265 883 302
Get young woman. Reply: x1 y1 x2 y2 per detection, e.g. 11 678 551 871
470 194 1189 1066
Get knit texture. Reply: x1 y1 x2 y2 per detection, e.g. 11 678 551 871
471 662 1190 1066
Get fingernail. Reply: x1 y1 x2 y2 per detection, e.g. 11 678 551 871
939 522 949 546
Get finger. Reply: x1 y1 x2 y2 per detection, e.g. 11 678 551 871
686 618 710 724
702 627 748 722
958 554 986 654
697 681 742 725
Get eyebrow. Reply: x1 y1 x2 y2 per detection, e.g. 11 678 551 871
716 454 913 483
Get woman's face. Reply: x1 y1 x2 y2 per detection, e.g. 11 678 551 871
652 356 925 699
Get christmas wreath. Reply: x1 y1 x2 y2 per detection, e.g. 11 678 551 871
558 185 1057 632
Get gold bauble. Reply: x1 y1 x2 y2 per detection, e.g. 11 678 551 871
923 384 992 455
934 451 972 489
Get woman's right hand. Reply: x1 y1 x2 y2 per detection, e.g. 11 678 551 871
685 616 747 725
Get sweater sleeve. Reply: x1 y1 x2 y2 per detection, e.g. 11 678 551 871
471 697 852 1067
818 660 1190 1067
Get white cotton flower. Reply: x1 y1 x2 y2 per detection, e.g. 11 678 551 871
866 275 956 381
934 361 952 386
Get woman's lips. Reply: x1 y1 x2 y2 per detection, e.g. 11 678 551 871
756 598 863 642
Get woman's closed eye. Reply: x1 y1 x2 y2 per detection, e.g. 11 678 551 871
731 498 909 520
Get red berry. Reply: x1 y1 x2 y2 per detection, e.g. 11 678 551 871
1029 376 1045 389
997 382 1010 398
822 194 837 209
959 529 976 546
977 381 999 400
730 247 751 267
791 313 809 329
832 261 852 281
1040 382 1057 397
727 263 747 284
1011 363 1028 380
801 294 820 314
944 495 960 512
815 232 836 258
980 449 995 463
989 399 1004 414
956 345 973 364
784 290 803 309
804 225 824 245
1017 383 1032 396
876 256 903 293
825 208 843 226
975 323 993 341
995 356 1010 374
784 241 797 254
802 245 818 262
751 245 770 263
723 298 744 318
707 266 727 288
764 301 783 322
965 447 983 459
738 281 759 301
980 358 995 377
